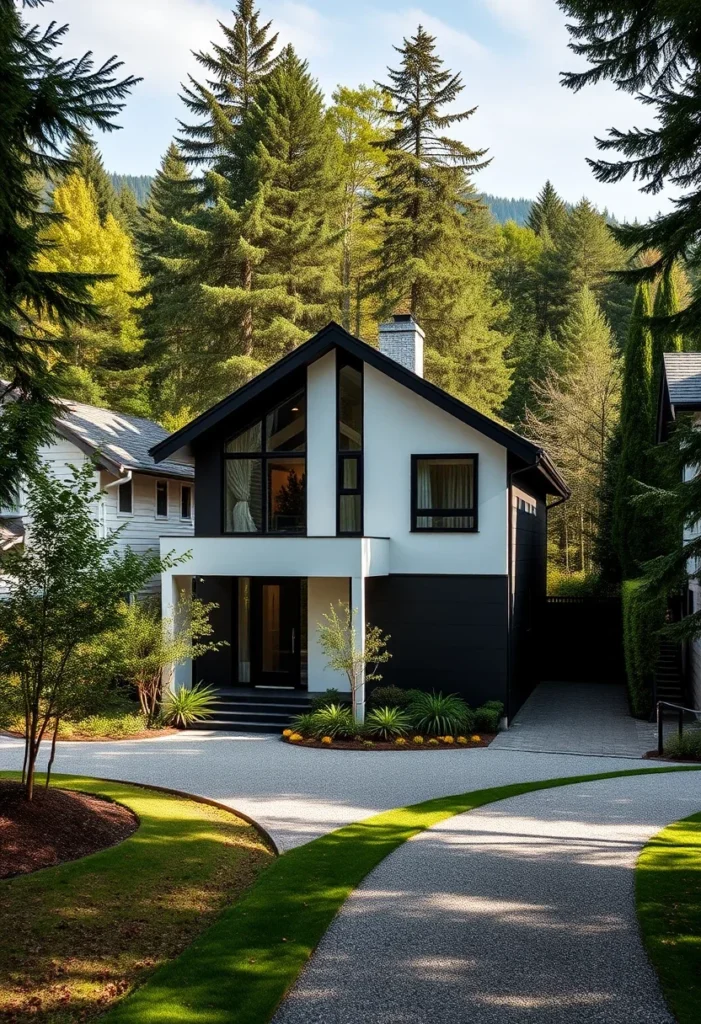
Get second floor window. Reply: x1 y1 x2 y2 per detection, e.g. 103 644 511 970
118 478 133 515
156 480 168 518
411 455 478 532
337 357 363 535
181 484 192 520
224 389 306 535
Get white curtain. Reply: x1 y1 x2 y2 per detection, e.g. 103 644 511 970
226 460 257 532
417 460 473 528
442 462 473 527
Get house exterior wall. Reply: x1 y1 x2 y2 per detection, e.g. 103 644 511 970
307 577 350 692
510 481 547 715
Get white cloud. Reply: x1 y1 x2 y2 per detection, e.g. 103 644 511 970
271 1 333 58
481 0 566 46
374 7 485 61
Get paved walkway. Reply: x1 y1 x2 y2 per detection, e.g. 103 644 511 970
492 682 657 758
0 731 661 851
274 771 701 1024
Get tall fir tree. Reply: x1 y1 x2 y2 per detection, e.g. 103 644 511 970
368 25 509 412
558 285 613 372
527 180 567 241
66 137 121 225
612 283 654 578
651 263 686 403
178 0 278 166
0 0 138 503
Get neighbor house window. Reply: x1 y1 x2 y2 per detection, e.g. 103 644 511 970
224 388 306 534
118 478 133 514
411 455 478 531
0 482 20 516
156 480 168 518
337 357 363 535
181 484 192 520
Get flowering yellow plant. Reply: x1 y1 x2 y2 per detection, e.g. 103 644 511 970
289 733 303 743
395 737 407 746
413 735 424 745
428 738 439 746
457 736 468 745
442 735 455 744
282 728 292 738
321 735 332 745
470 734 481 743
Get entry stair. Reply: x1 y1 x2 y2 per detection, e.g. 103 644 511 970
654 640 685 707
189 687 313 734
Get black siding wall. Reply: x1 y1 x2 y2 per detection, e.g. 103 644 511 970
194 577 234 688
365 575 508 706
510 491 547 714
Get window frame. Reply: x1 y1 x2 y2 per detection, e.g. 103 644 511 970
155 479 169 519
117 477 133 516
336 355 364 537
410 453 479 533
222 388 307 537
180 483 193 521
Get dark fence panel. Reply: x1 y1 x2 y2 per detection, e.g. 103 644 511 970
539 596 625 683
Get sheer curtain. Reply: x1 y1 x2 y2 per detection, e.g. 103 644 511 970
443 462 473 527
417 459 474 528
226 460 257 532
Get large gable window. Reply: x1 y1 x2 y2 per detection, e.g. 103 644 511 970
411 455 478 532
337 357 363 535
224 389 306 535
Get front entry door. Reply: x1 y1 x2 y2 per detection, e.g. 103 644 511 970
251 578 301 688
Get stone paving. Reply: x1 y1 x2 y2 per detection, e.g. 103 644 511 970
274 770 701 1024
491 682 657 758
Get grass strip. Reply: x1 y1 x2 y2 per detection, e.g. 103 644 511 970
0 773 273 1022
104 764 701 1024
637 809 701 1024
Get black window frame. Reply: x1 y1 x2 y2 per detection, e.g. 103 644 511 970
155 479 169 519
180 483 192 521
222 387 307 537
410 453 479 533
336 355 364 537
118 477 133 515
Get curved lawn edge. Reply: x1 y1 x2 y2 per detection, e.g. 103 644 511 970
636 808 701 1024
103 764 701 1024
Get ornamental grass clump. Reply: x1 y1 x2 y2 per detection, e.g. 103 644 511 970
307 704 355 739
365 706 412 740
290 712 317 737
161 683 217 728
408 690 472 736
664 729 701 760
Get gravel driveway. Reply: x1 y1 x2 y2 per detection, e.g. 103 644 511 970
274 770 701 1023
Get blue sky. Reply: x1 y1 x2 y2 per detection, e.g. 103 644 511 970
32 0 673 221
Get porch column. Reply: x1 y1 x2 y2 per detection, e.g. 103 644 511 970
161 574 192 694
351 575 366 723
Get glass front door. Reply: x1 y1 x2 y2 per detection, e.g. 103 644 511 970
251 578 302 688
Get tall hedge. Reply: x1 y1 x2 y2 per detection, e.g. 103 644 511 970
621 579 666 718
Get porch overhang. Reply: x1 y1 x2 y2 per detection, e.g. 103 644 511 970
159 535 391 579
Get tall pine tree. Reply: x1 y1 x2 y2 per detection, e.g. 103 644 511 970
651 263 686 403
66 137 121 225
612 283 654 578
527 181 567 241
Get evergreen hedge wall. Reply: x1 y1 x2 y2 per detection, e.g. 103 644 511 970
621 579 666 718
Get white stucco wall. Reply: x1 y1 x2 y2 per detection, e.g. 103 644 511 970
307 576 350 692
363 365 508 575
306 350 337 536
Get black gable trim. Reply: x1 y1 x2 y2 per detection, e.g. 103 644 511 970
150 321 569 497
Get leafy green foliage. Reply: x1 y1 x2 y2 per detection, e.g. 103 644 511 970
621 579 665 719
306 704 355 739
161 683 218 727
309 688 342 712
290 712 317 737
664 730 701 761
365 706 412 740
316 601 391 722
367 685 413 710
474 701 504 733
408 690 473 736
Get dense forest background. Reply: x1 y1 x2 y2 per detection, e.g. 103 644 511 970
22 1 692 592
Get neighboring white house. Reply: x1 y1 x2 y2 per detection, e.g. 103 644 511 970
0 398 195 596
150 316 569 727
658 351 701 709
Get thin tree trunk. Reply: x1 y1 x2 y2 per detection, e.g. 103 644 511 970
355 277 362 338
564 511 570 573
580 507 585 572
45 718 60 790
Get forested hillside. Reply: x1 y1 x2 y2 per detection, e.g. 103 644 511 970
109 174 152 205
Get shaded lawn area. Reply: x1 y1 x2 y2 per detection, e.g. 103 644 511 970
637 811 701 1024
104 765 701 1024
0 773 274 1022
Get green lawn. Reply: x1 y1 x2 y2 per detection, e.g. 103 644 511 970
637 810 701 1024
103 765 701 1024
0 774 273 1022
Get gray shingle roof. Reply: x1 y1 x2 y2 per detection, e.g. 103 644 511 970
664 352 701 408
55 400 194 480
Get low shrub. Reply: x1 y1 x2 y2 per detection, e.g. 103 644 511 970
161 683 217 728
290 712 317 737
395 737 407 746
457 736 468 745
413 735 424 745
470 734 481 743
365 706 412 740
474 700 504 733
442 735 455 744
408 690 473 736
307 704 355 739
622 579 666 718
664 729 701 760
548 567 602 597
367 685 412 709
309 688 343 712
321 736 333 746
427 738 439 746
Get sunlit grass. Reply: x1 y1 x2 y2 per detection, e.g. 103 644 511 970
0 773 273 1022
105 765 701 1024
637 811 701 1024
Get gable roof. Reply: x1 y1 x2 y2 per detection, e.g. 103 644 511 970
150 321 569 497
657 352 701 441
54 399 194 481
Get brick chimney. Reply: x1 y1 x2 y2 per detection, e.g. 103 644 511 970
378 314 425 377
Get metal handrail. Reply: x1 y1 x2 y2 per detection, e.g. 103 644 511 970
656 700 701 756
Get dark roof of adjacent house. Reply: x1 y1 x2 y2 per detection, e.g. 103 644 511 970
150 321 569 498
657 352 701 440
54 399 194 480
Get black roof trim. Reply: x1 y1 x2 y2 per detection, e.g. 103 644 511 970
150 321 569 497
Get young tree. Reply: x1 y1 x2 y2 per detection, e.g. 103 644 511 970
0 0 139 505
558 2 701 340
0 462 174 800
328 85 389 336
317 602 391 723
651 262 687 398
527 180 568 241
612 283 655 577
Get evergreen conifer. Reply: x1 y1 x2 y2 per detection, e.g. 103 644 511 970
67 137 121 224
526 181 567 241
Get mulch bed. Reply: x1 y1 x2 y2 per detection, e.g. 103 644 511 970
0 780 138 879
644 751 701 763
284 734 495 750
